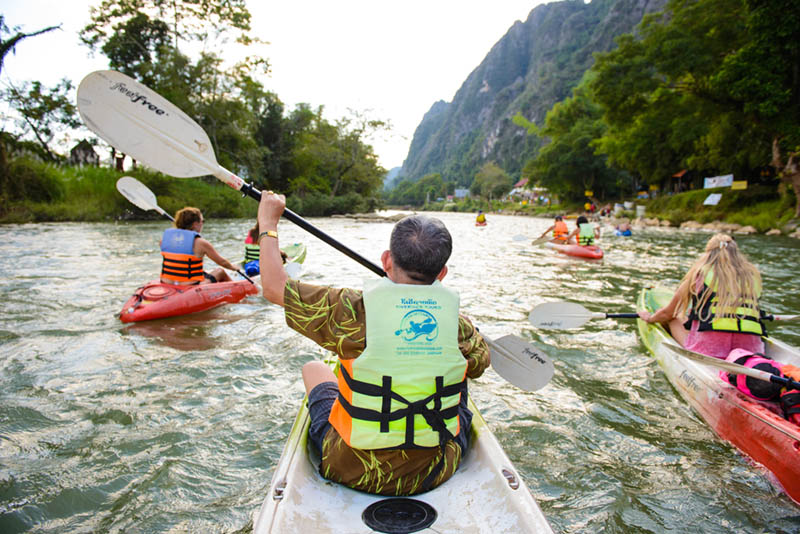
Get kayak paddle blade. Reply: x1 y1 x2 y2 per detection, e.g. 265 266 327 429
78 70 218 179
486 334 554 391
528 301 596 329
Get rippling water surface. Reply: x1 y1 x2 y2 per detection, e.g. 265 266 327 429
1 212 800 533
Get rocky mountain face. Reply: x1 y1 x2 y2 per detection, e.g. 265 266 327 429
399 0 668 186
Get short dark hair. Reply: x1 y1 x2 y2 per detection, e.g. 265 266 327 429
390 215 452 284
577 215 588 225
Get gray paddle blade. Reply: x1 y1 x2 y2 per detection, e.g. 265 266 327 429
487 334 554 392
77 70 214 178
528 301 597 329
116 176 157 211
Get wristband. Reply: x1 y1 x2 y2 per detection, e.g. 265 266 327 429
258 230 278 243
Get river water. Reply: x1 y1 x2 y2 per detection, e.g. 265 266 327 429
1 211 799 533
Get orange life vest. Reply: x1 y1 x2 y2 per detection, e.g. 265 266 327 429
553 221 568 241
160 228 204 283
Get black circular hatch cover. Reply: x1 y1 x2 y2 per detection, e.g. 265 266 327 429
362 498 437 534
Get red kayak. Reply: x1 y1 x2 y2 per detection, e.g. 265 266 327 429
639 287 800 504
119 278 258 322
545 241 603 259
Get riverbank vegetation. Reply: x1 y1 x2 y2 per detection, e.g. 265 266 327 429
516 0 800 218
0 154 384 223
386 0 800 225
0 3 384 222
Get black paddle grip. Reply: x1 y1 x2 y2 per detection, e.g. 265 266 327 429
238 181 387 278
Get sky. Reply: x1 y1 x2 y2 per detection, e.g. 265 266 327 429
1 1 547 170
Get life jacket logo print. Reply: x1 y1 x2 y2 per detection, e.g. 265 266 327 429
394 309 439 342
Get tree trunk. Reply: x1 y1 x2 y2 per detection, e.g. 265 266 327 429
772 137 800 218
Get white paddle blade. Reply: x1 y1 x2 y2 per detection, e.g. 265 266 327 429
77 70 215 178
116 176 158 211
487 335 554 392
528 301 596 329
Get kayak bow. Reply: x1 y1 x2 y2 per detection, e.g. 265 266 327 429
254 378 554 533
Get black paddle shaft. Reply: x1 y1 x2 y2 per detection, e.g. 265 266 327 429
607 313 639 319
773 375 800 390
238 182 387 278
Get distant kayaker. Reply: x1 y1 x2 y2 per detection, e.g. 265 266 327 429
159 207 237 285
566 215 600 245
256 191 490 496
242 222 286 275
538 215 569 243
476 210 486 224
637 233 766 359
615 221 632 236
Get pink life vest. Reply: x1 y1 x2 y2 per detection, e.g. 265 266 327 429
719 348 783 402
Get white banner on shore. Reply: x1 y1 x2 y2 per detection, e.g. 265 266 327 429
704 174 734 189
703 193 722 206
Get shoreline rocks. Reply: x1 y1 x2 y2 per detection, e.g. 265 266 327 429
604 216 795 238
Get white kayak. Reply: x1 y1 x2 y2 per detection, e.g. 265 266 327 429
254 385 554 533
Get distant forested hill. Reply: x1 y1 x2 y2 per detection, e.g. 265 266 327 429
398 0 667 187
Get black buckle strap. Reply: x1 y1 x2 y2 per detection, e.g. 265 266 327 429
337 366 466 448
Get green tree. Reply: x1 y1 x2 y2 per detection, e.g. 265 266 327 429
708 0 800 216
589 0 800 215
471 162 513 200
3 79 82 161
289 107 386 201
0 16 62 198
80 0 254 52
523 76 632 201
94 12 171 87
80 0 270 181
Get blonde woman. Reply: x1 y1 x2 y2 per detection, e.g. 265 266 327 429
159 207 237 285
638 233 765 358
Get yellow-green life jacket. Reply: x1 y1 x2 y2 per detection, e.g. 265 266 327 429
244 243 260 262
328 278 467 449
578 223 595 245
685 268 764 336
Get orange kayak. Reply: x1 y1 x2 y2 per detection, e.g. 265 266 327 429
119 278 258 322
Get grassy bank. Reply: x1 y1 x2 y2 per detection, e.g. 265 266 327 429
0 158 377 223
0 158 256 223
640 185 796 232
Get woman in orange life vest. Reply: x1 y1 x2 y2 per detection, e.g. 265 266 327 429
160 207 238 285
538 215 569 243
637 233 766 358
